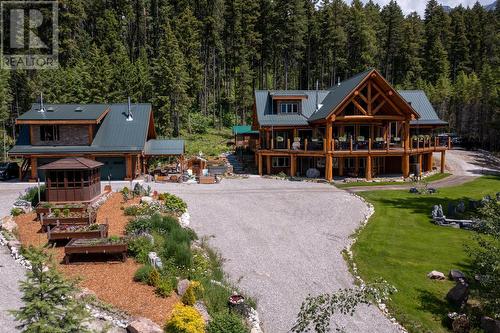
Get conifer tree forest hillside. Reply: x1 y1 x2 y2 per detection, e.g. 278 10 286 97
0 0 498 151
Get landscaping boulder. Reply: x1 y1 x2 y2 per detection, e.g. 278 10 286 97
126 317 162 333
306 168 320 178
427 270 446 280
451 314 470 333
148 252 162 269
177 279 190 296
0 216 17 233
140 196 153 204
409 187 419 194
481 316 500 333
194 301 211 324
449 269 467 283
446 282 469 306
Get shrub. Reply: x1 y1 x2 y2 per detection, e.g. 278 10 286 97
128 236 154 264
53 209 61 217
163 193 187 214
148 268 161 287
164 304 205 333
189 112 211 134
207 311 249 333
163 241 192 268
18 186 45 206
10 208 24 217
124 205 140 216
155 277 174 298
62 208 70 217
126 216 153 234
134 265 154 284
121 187 130 201
181 281 204 306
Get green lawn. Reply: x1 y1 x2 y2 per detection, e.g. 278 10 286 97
335 173 451 189
352 176 500 333
182 127 233 157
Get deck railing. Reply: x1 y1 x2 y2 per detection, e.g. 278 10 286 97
263 136 450 153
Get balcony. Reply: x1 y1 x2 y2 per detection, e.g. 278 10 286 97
258 135 450 155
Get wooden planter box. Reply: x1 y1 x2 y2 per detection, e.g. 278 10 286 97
36 204 86 218
199 175 216 184
64 238 127 264
47 224 108 241
40 211 97 227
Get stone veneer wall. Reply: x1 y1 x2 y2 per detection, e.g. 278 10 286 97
31 124 90 146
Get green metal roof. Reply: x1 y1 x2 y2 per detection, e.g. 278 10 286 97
255 90 330 126
10 103 154 155
232 125 258 135
144 139 185 155
91 103 151 151
18 104 110 121
308 68 374 122
399 90 448 126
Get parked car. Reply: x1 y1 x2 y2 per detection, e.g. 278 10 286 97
0 162 19 180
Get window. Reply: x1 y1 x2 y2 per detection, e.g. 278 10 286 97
272 157 289 167
40 125 60 141
279 102 299 114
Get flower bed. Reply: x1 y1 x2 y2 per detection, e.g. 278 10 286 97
64 237 128 264
36 202 86 217
40 210 97 228
47 224 108 242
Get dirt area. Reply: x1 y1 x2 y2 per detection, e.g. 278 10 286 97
14 193 178 326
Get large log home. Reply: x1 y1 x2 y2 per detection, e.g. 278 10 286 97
253 69 449 181
9 101 184 181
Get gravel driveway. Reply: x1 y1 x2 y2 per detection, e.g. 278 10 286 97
0 182 32 333
155 177 400 333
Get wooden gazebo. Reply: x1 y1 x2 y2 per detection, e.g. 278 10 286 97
39 157 103 202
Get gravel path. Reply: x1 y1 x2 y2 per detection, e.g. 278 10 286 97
0 182 31 333
154 177 400 333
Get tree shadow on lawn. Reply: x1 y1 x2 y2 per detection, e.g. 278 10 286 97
374 195 481 217
416 288 455 329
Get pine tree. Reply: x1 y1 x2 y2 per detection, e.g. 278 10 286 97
380 1 404 83
449 7 470 81
423 0 451 84
345 0 377 75
0 69 12 123
153 21 190 137
400 12 424 86
273 0 307 89
11 247 89 333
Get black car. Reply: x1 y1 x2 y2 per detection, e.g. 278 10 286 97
0 162 19 180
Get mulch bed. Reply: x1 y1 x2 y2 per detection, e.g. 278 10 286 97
15 193 178 326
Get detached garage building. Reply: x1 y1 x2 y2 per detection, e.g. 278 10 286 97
9 102 185 181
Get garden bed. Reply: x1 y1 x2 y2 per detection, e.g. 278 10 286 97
47 224 108 242
40 210 97 228
64 237 127 264
36 202 86 217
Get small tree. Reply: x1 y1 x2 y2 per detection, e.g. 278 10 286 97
292 280 396 333
11 246 90 333
468 200 500 318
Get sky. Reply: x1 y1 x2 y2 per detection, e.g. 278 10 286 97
360 0 494 15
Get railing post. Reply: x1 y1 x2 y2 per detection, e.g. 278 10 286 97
287 139 290 150
386 139 389 152
304 138 308 152
368 138 372 153
350 137 353 153
332 139 335 153
448 137 451 149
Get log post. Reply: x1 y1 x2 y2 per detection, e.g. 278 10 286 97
366 155 372 181
290 155 296 177
304 138 308 151
326 154 333 182
267 155 272 175
426 152 433 171
258 154 262 175
30 156 37 182
339 157 344 176
440 150 446 173
368 138 372 153
402 154 410 178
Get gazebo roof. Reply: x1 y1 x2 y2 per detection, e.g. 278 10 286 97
38 157 103 170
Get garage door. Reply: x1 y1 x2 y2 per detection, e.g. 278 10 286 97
96 157 126 180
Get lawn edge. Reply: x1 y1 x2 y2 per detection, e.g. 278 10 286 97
343 192 409 333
